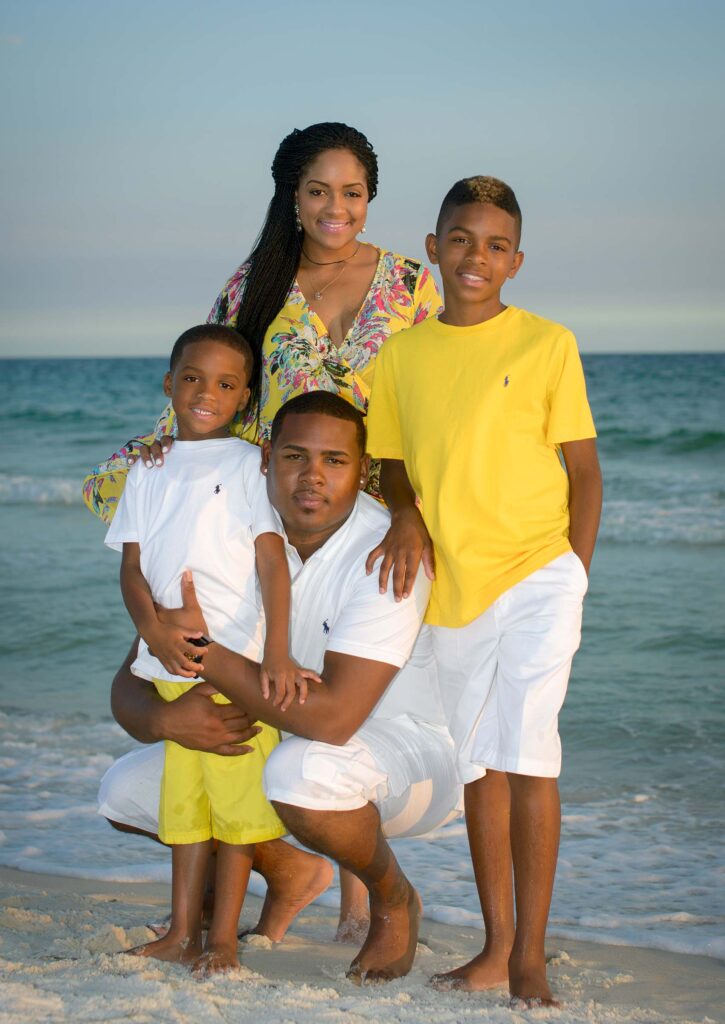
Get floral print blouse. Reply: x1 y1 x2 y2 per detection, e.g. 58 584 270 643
83 249 441 522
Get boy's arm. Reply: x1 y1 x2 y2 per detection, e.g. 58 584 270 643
561 438 603 574
365 458 435 600
255 532 320 710
120 543 199 678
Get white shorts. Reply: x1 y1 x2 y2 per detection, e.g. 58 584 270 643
98 717 461 841
432 552 588 782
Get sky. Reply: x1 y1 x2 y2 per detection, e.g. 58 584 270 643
1 0 724 357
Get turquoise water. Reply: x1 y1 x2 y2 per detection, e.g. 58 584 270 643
1 354 723 958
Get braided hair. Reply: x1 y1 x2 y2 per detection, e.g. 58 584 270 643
235 122 378 416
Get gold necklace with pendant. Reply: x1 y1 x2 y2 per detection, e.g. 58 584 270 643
306 244 361 301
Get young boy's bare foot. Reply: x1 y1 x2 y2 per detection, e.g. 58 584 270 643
127 931 202 965
242 849 333 942
509 960 560 1007
346 884 421 985
192 943 240 978
430 947 510 991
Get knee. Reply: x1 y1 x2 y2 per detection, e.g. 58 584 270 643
263 737 308 801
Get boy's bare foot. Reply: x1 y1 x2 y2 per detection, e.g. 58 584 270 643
241 851 333 941
509 961 560 1007
148 907 213 937
334 912 370 944
430 948 510 991
346 884 421 985
127 932 202 965
192 943 240 978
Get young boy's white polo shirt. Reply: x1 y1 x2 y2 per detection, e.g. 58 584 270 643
105 437 278 681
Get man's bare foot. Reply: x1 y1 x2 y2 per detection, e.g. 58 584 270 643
430 947 510 992
509 961 560 1007
346 884 421 985
241 850 333 942
126 931 202 965
192 943 240 978
335 913 370 944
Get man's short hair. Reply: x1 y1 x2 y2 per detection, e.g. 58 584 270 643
169 324 254 376
436 175 522 246
271 392 367 454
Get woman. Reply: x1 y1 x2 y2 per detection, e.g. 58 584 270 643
83 122 440 520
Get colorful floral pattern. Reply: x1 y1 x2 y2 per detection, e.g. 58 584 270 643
83 249 441 521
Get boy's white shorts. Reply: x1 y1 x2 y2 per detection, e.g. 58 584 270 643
432 552 588 782
98 717 461 840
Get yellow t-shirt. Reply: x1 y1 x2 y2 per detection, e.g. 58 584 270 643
366 306 597 628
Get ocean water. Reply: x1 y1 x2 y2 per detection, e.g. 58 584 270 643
1 354 723 960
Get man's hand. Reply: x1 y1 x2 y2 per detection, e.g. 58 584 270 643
160 680 262 756
155 570 207 631
365 506 435 601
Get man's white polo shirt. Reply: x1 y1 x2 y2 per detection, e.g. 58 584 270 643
286 493 446 729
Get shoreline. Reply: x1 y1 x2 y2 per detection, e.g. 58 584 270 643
1 866 722 1023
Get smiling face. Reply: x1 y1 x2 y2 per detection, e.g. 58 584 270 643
261 412 370 559
163 339 251 442
426 202 524 325
296 148 369 259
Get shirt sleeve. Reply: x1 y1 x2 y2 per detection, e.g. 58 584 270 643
366 341 405 460
207 261 250 326
239 444 283 539
81 403 176 525
104 463 141 551
412 264 443 325
546 330 597 445
325 566 429 669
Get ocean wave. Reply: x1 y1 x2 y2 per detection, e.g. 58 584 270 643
600 500 725 545
597 426 725 455
0 475 82 506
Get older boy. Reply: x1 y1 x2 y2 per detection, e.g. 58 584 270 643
366 176 602 1005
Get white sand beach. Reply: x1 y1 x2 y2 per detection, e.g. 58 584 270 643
1 866 721 1024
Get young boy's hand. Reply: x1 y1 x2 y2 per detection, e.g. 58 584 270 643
260 655 321 712
146 622 203 679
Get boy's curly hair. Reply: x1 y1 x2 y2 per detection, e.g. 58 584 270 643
436 176 522 245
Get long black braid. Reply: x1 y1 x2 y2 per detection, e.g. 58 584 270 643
234 122 378 419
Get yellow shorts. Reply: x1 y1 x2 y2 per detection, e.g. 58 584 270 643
153 679 286 846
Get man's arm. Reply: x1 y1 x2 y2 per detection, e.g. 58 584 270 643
155 573 411 747
110 641 262 755
561 437 603 574
200 644 398 746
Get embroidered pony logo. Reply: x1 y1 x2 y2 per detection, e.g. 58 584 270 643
322 620 330 635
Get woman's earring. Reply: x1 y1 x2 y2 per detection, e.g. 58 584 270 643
294 201 302 233
360 223 367 234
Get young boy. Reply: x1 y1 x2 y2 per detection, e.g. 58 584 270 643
366 177 602 1006
105 323 317 976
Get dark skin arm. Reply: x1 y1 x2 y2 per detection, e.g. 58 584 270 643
120 544 199 678
560 437 603 573
156 574 400 746
365 458 435 601
111 640 262 756
255 531 320 710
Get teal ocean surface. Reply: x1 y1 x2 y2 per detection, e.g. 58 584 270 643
1 354 723 959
